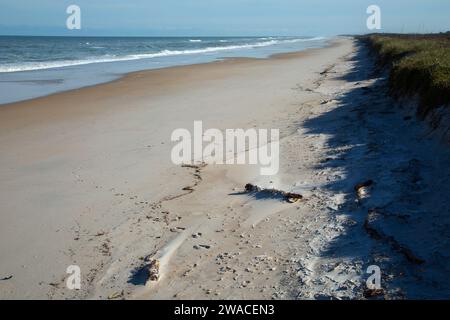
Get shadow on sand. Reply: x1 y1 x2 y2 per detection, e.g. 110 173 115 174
295 41 450 299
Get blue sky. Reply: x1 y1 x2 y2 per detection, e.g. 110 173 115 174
0 0 449 36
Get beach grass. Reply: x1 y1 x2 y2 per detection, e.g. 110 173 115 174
363 33 450 117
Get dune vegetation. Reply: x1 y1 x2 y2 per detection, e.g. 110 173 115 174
364 33 450 117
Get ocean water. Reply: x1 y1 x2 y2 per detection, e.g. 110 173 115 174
0 36 327 104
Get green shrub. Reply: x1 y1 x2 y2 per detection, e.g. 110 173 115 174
363 34 450 117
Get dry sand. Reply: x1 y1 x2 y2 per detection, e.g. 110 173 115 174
0 37 449 299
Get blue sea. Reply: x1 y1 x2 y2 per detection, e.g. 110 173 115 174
0 36 327 104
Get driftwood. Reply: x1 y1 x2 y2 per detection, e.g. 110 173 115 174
147 259 161 282
244 184 303 203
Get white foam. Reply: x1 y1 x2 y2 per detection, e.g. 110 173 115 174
0 37 326 73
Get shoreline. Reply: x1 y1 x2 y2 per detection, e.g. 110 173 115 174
0 38 337 107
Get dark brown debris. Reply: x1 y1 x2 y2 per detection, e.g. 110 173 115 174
364 288 385 298
354 180 374 199
354 180 374 192
244 183 303 203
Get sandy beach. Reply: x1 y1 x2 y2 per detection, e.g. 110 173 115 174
1 37 449 300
